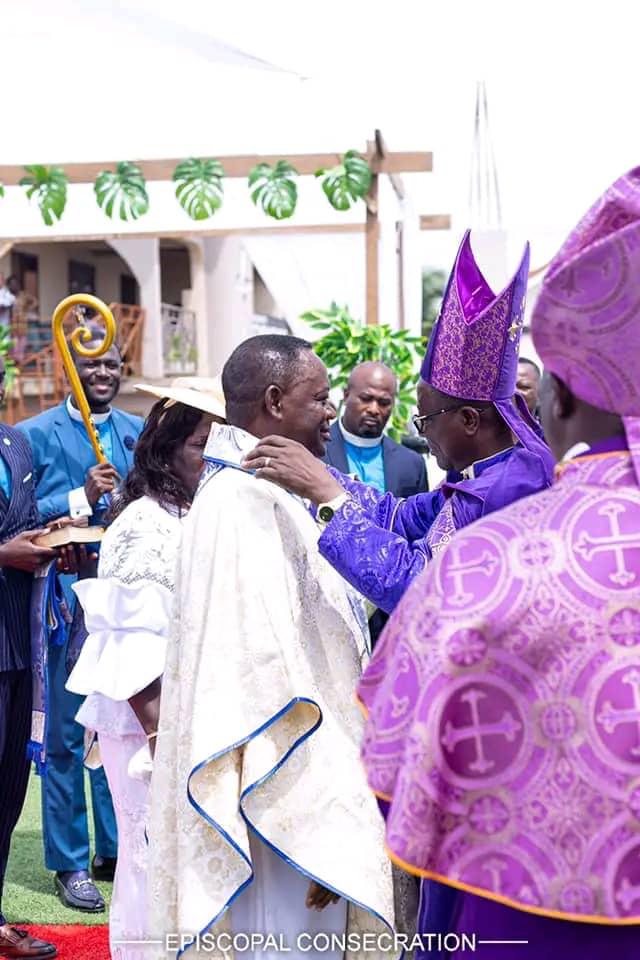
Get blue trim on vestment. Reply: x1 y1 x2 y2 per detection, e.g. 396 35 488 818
202 455 256 475
180 695 399 958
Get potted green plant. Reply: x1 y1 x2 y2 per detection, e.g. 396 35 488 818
301 303 425 442
0 327 17 412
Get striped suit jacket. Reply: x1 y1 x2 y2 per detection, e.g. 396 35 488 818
0 423 38 672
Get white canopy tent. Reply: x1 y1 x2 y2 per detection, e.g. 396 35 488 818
1 0 638 379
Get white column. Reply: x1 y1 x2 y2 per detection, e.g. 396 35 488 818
182 239 209 377
108 237 163 378
201 236 254 376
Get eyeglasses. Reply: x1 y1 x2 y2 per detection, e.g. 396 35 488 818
412 405 487 435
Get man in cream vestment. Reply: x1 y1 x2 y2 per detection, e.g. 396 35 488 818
147 337 396 960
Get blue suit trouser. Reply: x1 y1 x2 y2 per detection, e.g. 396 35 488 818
41 634 117 872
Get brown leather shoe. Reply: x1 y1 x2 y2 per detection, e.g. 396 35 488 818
0 926 57 958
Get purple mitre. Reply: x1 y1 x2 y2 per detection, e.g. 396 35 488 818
421 230 529 402
421 230 550 463
531 166 640 481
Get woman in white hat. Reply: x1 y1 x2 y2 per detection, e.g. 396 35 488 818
67 378 225 960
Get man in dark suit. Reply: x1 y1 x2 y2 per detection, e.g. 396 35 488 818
18 330 143 912
322 361 427 647
322 361 428 498
0 356 57 959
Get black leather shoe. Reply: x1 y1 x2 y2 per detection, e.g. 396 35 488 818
54 870 105 912
0 925 57 958
91 854 116 882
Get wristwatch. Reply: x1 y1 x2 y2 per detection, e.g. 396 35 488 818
317 492 349 527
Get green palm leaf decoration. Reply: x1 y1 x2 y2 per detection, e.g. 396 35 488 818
315 150 372 211
94 162 149 221
0 183 4 198
19 165 68 226
248 160 298 220
173 158 224 220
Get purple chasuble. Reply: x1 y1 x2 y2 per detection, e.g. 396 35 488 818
357 449 640 956
318 228 554 614
321 443 551 615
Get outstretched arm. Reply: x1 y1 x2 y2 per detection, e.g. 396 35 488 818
317 495 442 613
242 436 445 611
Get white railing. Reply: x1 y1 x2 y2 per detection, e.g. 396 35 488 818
161 303 197 375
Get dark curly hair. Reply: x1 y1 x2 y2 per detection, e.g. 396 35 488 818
110 399 205 520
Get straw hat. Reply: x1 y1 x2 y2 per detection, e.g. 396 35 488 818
134 376 226 421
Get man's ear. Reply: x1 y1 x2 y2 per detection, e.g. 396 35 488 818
550 374 575 420
264 384 284 420
459 405 483 436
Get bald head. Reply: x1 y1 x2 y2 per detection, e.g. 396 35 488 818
342 362 397 438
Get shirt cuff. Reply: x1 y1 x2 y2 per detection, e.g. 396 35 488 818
69 486 93 520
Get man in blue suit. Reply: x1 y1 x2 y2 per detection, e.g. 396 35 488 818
18 330 143 912
322 362 428 499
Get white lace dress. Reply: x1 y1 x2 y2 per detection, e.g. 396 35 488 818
67 495 184 960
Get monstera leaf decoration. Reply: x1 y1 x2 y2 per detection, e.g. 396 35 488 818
94 162 149 221
173 158 224 220
248 160 298 220
315 150 372 211
20 165 68 226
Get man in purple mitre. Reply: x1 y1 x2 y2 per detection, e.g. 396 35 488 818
357 166 640 958
243 230 554 615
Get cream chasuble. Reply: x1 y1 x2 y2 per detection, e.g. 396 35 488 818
147 426 396 959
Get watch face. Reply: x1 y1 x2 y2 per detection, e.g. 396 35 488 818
318 505 334 523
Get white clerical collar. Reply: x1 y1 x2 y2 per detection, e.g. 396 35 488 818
66 395 112 425
338 418 383 449
561 441 590 463
461 445 514 481
203 423 258 467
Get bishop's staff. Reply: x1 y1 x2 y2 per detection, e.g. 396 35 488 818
36 294 119 549
52 293 117 464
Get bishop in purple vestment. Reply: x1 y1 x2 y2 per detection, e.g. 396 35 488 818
357 168 640 957
243 232 554 615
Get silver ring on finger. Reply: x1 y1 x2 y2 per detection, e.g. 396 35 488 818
264 457 271 469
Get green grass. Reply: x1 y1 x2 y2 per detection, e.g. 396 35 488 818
5 772 112 925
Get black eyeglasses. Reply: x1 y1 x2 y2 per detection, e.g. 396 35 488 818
412 405 487 435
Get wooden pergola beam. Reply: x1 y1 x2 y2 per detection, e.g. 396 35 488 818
1 215 450 247
0 151 432 187
365 133 384 326
420 214 452 230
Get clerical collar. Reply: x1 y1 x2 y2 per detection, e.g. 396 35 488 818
66 395 112 426
561 441 591 462
461 445 514 481
338 418 383 449
562 436 629 462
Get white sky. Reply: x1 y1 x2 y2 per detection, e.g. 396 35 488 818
3 0 640 268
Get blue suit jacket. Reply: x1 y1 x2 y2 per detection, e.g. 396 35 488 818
17 401 143 525
322 420 428 499
0 423 39 671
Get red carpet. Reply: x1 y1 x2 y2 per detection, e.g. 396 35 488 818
22 925 109 960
